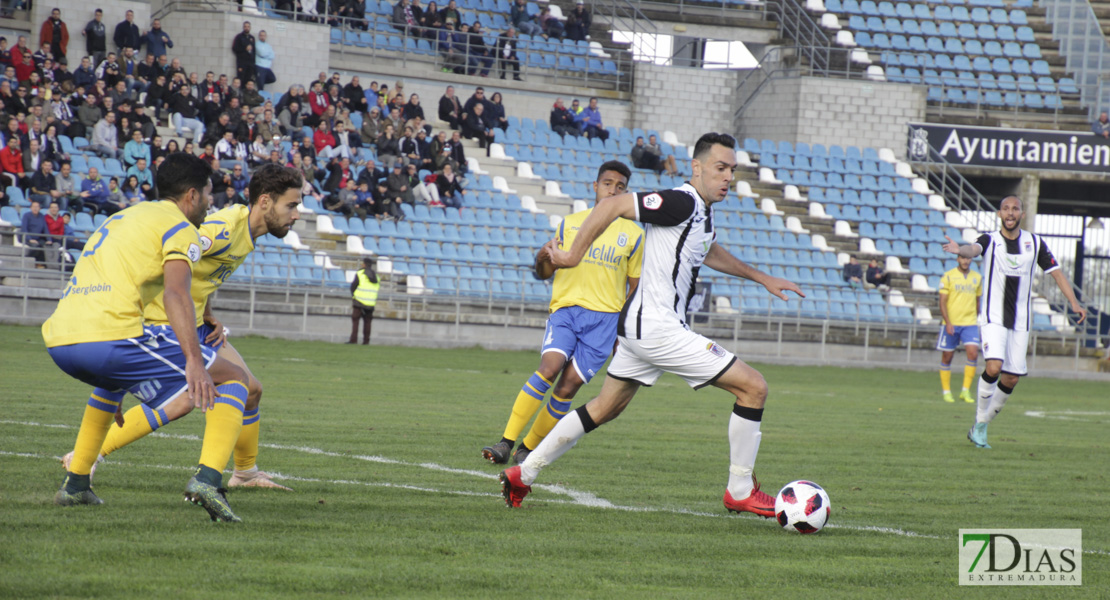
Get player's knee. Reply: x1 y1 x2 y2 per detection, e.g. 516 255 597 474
553 380 581 400
1000 373 1020 388
966 347 980 361
744 373 769 407
246 376 263 409
983 361 1002 376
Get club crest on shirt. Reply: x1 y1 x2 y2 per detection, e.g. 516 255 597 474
199 236 213 251
706 342 726 357
187 243 201 262
1024 241 1032 252
617 232 628 247
642 193 663 210
983 342 989 352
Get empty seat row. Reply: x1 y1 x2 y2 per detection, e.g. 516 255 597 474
744 139 880 160
849 17 1034 42
887 69 1078 94
827 0 1027 25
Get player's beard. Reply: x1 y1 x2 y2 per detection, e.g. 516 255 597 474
264 207 291 238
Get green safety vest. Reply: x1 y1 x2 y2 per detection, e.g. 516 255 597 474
353 269 380 307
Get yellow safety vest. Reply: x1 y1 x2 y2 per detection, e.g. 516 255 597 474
354 270 380 307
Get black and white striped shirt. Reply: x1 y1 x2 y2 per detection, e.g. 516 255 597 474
618 184 715 339
975 230 1058 332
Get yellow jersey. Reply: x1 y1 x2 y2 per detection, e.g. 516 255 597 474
42 201 201 347
144 204 257 327
550 209 643 313
939 267 982 326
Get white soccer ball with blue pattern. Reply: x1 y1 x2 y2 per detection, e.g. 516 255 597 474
774 480 831 534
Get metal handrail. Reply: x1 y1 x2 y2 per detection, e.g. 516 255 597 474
1041 0 1110 119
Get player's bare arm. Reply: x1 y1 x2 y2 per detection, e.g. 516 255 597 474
938 291 954 335
533 237 558 280
164 259 216 410
201 297 227 346
1048 269 1087 324
942 236 983 258
548 193 637 268
702 242 804 301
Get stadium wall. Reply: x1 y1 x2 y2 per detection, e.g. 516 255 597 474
632 63 737 140
32 0 152 70
327 64 635 131
738 76 925 158
160 10 330 97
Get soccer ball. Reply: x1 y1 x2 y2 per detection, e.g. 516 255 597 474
774 480 831 534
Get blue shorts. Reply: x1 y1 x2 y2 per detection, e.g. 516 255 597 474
48 325 219 410
936 325 981 351
197 323 226 352
542 306 618 383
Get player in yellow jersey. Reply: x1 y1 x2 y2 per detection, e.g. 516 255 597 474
482 161 642 465
45 153 251 522
63 164 305 491
937 255 982 403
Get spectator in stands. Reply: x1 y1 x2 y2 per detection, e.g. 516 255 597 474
393 0 424 37
0 135 23 189
144 74 168 118
462 86 489 121
114 10 141 54
326 177 359 216
55 161 81 212
216 130 250 170
90 111 119 159
401 93 425 123
511 0 542 37
1092 112 1110 139
20 199 49 267
122 129 149 168
306 81 330 127
324 156 355 194
387 161 416 206
342 76 367 115
448 130 468 174
232 21 257 84
127 157 153 196
358 158 386 190
0 38 9 68
105 176 129 208
169 84 204 144
248 134 269 168
40 8 69 59
251 29 276 90
122 174 146 203
436 161 464 209
487 92 508 131
438 0 461 26
497 28 522 81
580 97 608 140
279 100 304 136
258 107 281 141
405 162 438 205
631 135 677 177
843 255 863 288
377 123 401 169
45 200 65 240
83 9 108 66
313 120 350 160
141 19 173 58
866 258 890 289
438 22 466 75
539 6 564 39
565 1 591 42
420 1 442 38
30 160 60 208
81 167 115 214
462 102 495 153
550 97 579 138
22 138 45 178
73 56 96 89
468 23 494 77
438 85 461 129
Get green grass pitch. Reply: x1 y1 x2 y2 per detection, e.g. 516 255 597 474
0 323 1105 598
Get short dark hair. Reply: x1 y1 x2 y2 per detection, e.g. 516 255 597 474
248 163 304 207
156 153 213 201
597 160 631 182
692 132 737 160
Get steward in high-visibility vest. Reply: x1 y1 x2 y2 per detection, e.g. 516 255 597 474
348 258 380 345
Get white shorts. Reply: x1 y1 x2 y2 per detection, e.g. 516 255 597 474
607 328 737 389
980 322 1030 376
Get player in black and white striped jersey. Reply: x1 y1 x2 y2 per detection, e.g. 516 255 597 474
942 196 1086 449
498 133 804 516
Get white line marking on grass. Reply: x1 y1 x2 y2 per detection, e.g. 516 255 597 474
7 424 1110 554
1024 410 1110 422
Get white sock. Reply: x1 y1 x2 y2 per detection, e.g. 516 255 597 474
976 375 997 424
984 386 1012 424
235 465 259 475
519 409 586 486
726 411 762 500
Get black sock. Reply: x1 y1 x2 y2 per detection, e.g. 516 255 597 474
499 437 515 448
981 371 999 385
64 472 91 494
194 464 223 488
733 404 764 422
998 382 1014 395
576 405 598 434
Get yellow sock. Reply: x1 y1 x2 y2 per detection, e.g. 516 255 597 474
69 390 123 475
198 382 247 473
100 404 169 458
522 394 573 451
939 366 952 393
234 408 261 472
501 371 552 442
963 364 977 391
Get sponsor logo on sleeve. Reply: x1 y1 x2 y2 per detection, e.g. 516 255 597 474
706 342 726 357
199 236 213 251
642 193 663 210
187 243 201 262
